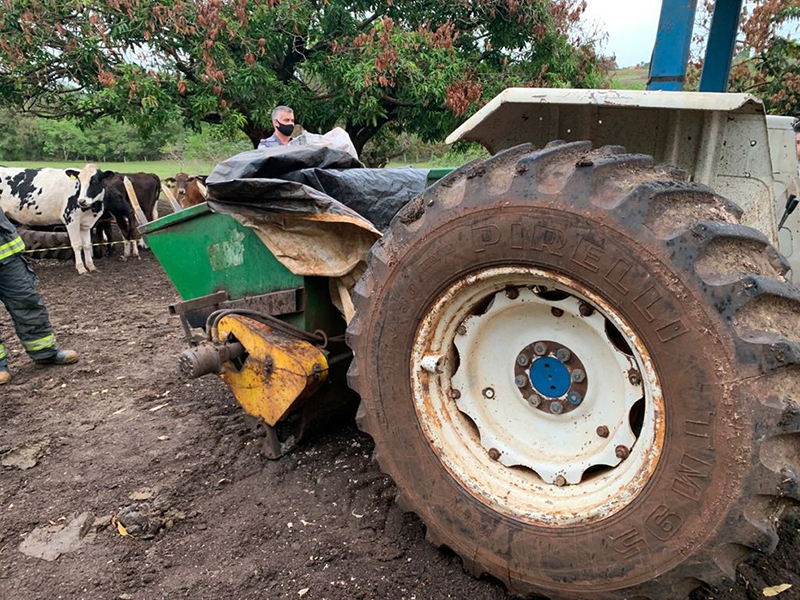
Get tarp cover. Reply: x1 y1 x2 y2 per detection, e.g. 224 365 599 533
206 145 429 278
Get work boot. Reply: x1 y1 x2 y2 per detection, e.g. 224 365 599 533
34 349 79 366
0 368 10 385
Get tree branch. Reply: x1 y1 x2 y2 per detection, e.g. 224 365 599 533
278 35 308 81
382 95 418 108
162 44 201 84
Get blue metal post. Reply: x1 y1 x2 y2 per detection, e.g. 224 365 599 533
699 0 743 92
647 0 698 91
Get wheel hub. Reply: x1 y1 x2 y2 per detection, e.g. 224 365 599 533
452 287 641 485
515 340 588 414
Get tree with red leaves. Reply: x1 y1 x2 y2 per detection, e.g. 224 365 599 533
692 1 800 115
0 0 610 155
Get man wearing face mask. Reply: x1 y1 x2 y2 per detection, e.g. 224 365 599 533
258 106 295 149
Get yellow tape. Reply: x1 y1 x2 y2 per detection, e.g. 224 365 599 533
22 239 136 254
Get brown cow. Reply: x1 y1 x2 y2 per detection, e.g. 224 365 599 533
167 172 207 208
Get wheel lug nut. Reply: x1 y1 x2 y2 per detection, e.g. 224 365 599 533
514 375 527 388
596 425 609 438
567 391 582 405
628 371 641 385
505 287 519 299
516 354 528 366
556 348 571 362
549 401 563 414
550 307 564 317
450 389 461 399
571 369 585 382
482 387 495 399
579 302 594 317
533 342 547 356
527 395 541 408
554 475 567 487
615 445 630 459
456 324 467 336
488 448 501 461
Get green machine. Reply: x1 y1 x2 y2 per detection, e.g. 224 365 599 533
144 167 452 458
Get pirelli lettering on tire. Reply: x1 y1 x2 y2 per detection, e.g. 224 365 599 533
468 215 692 348
348 141 800 599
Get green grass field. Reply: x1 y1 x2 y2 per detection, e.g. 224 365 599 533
610 67 649 90
1 160 218 180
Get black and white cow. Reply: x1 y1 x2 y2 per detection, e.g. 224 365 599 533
93 184 140 260
0 164 114 274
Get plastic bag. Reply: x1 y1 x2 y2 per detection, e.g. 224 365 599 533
289 127 359 160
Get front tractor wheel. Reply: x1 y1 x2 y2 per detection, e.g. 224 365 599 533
347 142 800 599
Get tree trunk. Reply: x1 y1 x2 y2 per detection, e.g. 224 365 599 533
346 117 390 159
243 122 270 149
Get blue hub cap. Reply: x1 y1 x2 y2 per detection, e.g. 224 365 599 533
529 356 571 398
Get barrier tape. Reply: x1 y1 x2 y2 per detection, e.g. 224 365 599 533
22 238 139 254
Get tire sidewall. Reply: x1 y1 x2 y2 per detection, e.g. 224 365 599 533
358 202 749 593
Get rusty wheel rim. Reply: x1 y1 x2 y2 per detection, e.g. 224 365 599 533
410 266 666 527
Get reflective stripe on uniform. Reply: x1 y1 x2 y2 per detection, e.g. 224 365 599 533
0 343 6 360
0 236 25 260
22 333 56 352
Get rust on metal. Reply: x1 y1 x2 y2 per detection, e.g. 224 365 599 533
179 341 245 379
513 339 588 415
409 265 667 528
170 288 302 336
216 315 328 426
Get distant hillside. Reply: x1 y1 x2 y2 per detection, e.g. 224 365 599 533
610 66 648 90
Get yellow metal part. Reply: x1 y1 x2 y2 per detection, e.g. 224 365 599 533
216 315 328 426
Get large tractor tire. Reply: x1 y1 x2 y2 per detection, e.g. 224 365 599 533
17 227 74 261
346 141 800 599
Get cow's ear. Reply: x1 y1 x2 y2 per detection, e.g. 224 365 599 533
164 177 176 185
65 169 79 180
98 170 115 181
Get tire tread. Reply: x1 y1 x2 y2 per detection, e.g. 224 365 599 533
347 141 800 599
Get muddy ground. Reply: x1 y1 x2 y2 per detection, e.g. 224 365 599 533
0 253 797 600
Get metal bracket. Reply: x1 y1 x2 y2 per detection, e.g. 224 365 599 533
262 425 297 460
170 288 304 343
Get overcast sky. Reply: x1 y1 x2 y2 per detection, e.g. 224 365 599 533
585 0 800 68
583 0 662 68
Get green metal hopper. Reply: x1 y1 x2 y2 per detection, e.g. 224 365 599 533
142 167 455 337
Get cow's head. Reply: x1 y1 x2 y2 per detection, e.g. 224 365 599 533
66 164 115 209
173 172 190 204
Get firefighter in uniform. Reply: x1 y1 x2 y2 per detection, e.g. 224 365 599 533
0 208 79 384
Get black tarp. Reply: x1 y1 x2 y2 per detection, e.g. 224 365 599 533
206 145 429 232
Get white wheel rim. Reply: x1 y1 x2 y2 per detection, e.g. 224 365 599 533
410 267 665 527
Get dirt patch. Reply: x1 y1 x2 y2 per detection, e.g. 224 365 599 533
0 254 796 600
